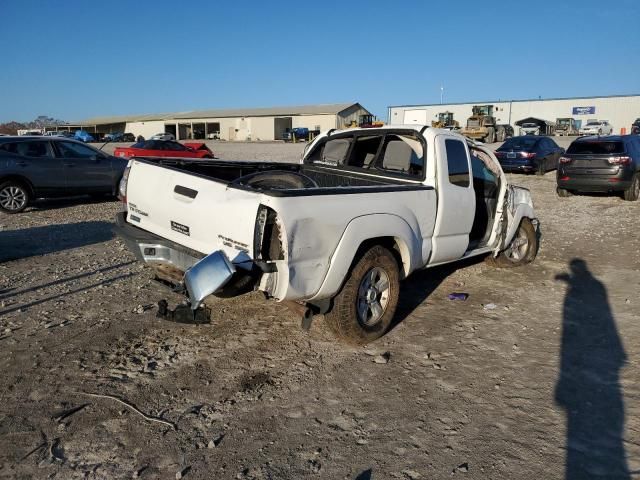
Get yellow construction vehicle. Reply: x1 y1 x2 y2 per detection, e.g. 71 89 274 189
431 111 459 130
359 114 385 128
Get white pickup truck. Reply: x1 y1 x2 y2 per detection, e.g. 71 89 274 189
115 126 538 344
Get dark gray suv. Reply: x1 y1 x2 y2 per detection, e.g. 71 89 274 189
0 136 128 213
557 135 640 201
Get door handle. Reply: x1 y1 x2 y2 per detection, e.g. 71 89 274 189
64 163 76 167
174 185 198 199
16 161 27 167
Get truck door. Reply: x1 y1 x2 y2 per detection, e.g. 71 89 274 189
428 135 476 265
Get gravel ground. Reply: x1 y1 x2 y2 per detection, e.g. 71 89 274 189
0 140 638 479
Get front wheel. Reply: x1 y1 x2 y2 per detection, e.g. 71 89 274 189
0 180 30 214
487 218 538 268
623 173 640 201
485 128 495 144
324 245 400 345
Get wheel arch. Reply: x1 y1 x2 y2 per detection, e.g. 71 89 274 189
308 214 421 301
0 175 36 196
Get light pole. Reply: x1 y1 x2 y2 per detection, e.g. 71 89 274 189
440 84 444 105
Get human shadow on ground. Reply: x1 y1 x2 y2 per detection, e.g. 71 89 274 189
555 258 630 479
0 221 114 262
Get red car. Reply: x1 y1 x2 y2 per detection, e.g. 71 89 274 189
114 140 215 159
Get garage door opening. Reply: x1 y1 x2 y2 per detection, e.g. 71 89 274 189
165 124 177 138
206 122 220 139
274 117 292 141
178 124 191 140
192 122 205 139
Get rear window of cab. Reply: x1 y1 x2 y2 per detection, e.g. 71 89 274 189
306 132 426 179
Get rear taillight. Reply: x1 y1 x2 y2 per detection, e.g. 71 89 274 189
118 162 132 205
559 156 572 164
521 152 536 158
607 156 631 165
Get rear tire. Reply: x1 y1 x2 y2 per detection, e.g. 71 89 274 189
496 126 506 143
487 218 538 268
0 180 30 214
623 173 640 201
557 187 572 197
324 245 400 345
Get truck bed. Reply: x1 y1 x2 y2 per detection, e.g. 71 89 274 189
134 157 415 191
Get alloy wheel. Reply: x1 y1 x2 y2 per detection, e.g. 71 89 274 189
356 267 391 327
0 186 27 211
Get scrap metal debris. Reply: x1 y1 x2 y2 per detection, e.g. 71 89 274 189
156 299 210 324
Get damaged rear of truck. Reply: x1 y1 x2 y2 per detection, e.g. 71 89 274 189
115 126 538 344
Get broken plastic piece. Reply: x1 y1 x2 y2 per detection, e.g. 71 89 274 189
183 250 235 310
448 292 469 301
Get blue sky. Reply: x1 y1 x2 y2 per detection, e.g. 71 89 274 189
1 0 638 122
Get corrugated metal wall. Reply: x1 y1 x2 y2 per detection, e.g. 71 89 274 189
389 95 640 134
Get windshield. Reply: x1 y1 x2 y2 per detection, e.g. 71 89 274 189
567 141 624 155
558 119 570 125
498 137 538 150
522 123 537 128
585 122 599 126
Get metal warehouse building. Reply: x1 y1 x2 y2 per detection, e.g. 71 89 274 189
388 94 640 135
71 103 371 141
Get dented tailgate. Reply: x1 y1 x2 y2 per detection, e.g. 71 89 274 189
124 159 261 262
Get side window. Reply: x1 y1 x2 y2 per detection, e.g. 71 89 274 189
347 135 382 168
471 154 498 185
378 134 424 177
166 142 187 151
0 142 18 154
445 139 470 187
56 141 98 159
15 141 50 158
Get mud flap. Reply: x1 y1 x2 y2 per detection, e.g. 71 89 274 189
184 250 235 310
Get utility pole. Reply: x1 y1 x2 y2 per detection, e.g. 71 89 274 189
440 84 444 105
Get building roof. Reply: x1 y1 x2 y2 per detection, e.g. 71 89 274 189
388 93 640 109
73 103 363 125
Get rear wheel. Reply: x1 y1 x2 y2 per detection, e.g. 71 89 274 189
623 173 640 201
324 245 400 345
496 126 506 143
0 180 30 214
487 218 538 268
557 187 573 197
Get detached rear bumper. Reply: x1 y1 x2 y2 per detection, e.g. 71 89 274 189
113 212 259 297
114 212 204 282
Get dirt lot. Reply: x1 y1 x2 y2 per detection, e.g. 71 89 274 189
1 141 638 479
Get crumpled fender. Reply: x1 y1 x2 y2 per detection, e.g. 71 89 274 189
308 213 421 301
